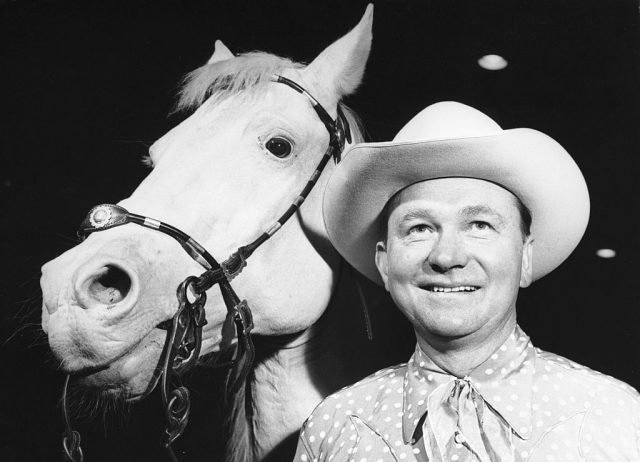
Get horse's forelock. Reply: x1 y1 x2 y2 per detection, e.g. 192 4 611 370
176 52 303 112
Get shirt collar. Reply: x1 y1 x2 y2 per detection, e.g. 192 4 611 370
402 325 536 444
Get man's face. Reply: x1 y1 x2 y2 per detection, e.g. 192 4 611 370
375 178 533 343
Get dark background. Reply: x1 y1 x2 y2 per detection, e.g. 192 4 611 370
1 0 639 461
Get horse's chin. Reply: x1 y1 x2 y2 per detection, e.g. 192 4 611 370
75 362 160 402
64 374 139 425
68 332 166 402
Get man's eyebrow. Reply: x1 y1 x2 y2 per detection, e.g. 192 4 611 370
460 205 506 224
397 208 434 223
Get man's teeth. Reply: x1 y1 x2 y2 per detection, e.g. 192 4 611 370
429 286 477 293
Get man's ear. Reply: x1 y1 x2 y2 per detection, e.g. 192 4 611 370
375 241 390 291
520 237 534 288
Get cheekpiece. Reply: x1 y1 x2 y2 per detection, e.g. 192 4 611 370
79 204 129 237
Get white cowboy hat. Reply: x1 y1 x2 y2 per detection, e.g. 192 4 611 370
323 101 590 284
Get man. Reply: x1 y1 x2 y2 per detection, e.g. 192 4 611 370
294 102 640 461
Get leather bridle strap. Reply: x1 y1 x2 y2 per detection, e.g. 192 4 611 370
194 75 351 290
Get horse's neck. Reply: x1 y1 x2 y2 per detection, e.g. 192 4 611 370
224 263 413 462
249 263 403 461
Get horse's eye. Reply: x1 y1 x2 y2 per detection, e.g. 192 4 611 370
265 137 292 158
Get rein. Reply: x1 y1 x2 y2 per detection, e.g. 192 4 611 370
60 75 350 462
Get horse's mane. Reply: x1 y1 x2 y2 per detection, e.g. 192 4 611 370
176 52 304 111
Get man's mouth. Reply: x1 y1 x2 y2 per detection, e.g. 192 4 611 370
421 284 480 293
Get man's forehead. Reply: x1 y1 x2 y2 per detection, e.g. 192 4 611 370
388 178 521 217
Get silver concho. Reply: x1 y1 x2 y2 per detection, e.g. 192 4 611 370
89 205 112 228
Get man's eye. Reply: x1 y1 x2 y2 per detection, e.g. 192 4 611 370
409 224 430 234
470 221 493 231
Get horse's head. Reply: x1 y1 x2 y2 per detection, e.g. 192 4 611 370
40 6 373 398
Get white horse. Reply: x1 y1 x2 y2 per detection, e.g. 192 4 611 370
40 6 410 460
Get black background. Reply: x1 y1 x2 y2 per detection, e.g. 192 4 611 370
1 0 639 461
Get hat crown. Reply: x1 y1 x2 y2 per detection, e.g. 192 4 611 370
394 101 503 142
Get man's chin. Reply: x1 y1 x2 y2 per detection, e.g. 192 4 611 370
416 311 517 347
413 311 481 341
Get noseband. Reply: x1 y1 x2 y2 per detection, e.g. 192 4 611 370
60 75 350 462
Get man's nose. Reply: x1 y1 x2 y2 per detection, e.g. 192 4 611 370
425 229 469 272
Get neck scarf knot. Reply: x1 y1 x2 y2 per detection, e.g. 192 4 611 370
423 378 516 462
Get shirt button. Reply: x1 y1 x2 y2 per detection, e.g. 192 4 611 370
454 431 465 444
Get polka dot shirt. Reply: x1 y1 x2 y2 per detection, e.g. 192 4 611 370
294 326 640 461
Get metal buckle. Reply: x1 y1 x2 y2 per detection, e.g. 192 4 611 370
78 204 130 238
233 300 254 336
221 250 248 281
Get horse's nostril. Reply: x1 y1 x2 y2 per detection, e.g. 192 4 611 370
88 265 132 305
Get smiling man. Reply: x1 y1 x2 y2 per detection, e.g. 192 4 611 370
294 102 640 461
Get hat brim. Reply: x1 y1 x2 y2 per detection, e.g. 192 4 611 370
323 128 590 285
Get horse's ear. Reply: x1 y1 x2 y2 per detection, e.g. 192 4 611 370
303 4 373 99
207 40 235 64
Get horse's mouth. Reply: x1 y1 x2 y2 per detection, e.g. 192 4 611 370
70 361 162 403
62 327 169 402
67 363 110 379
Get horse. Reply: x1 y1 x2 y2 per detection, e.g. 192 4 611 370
40 6 411 461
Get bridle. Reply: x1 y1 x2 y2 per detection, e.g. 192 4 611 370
60 75 351 462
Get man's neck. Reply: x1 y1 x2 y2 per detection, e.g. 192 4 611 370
415 312 517 378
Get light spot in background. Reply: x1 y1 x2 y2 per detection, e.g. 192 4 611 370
478 54 508 70
596 248 616 258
